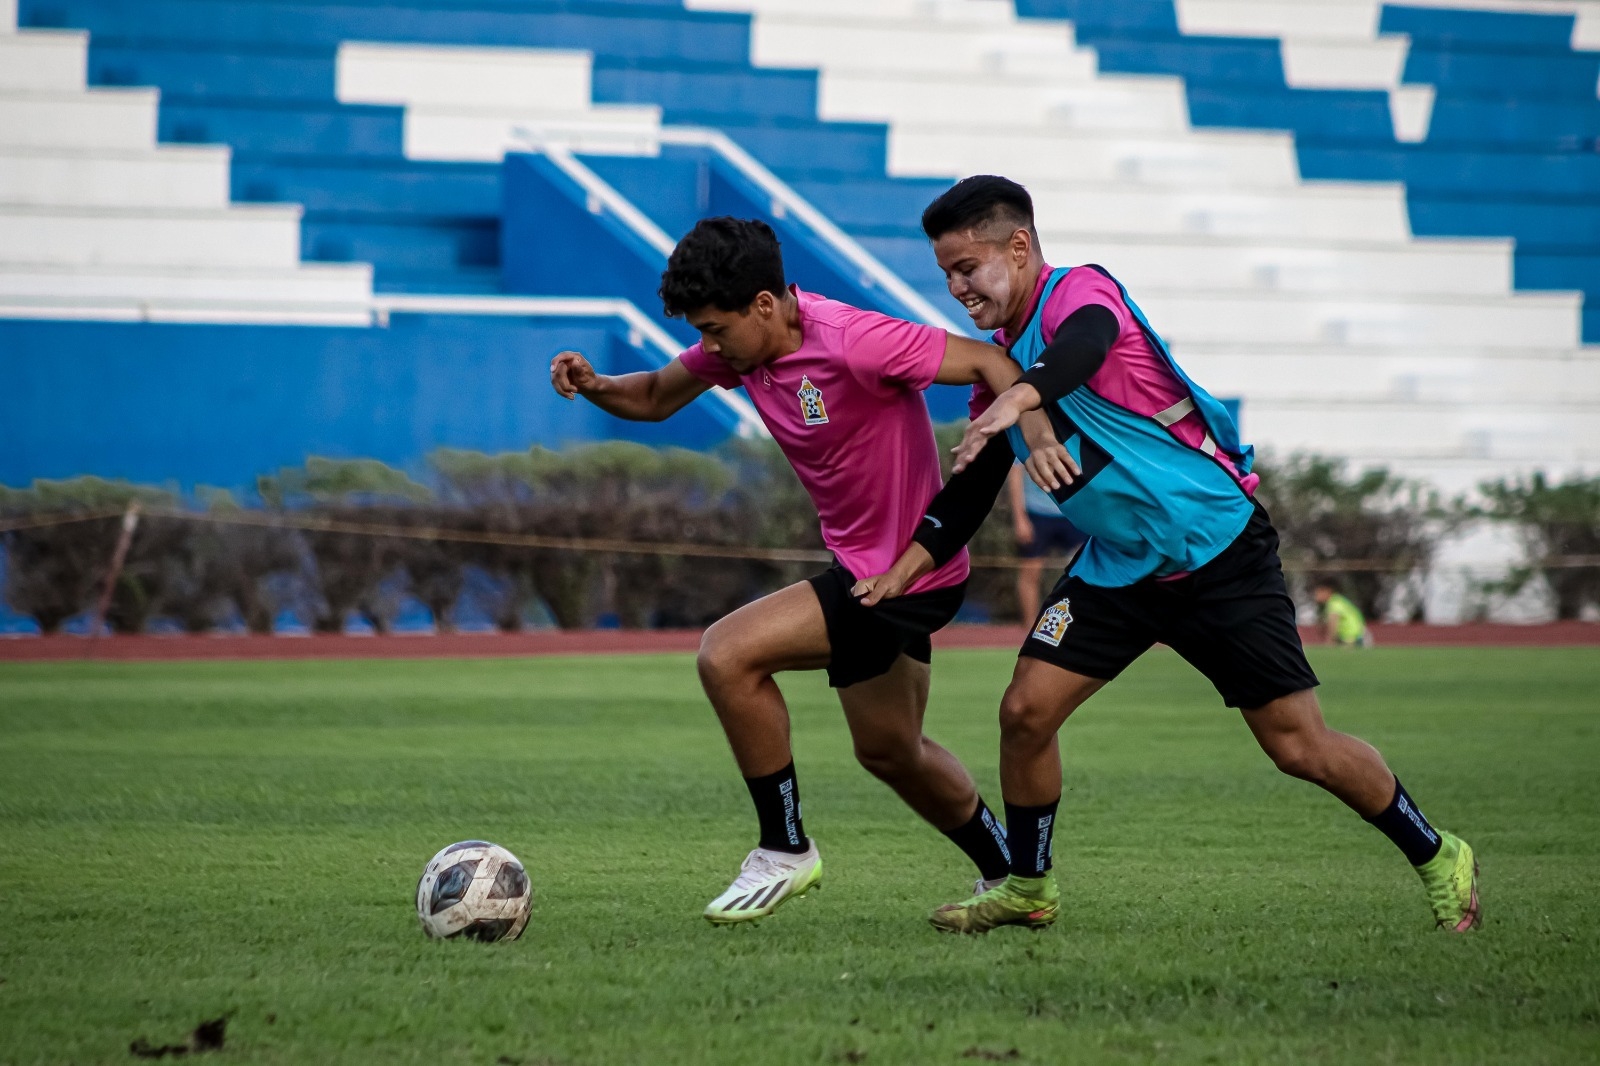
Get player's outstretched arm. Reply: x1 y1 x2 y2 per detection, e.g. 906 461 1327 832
951 304 1119 476
932 333 1022 395
952 383 1043 475
933 334 1078 492
550 351 712 422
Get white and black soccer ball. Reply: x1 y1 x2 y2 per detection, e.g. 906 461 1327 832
415 841 532 942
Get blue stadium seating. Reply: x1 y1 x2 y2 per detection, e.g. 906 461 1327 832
1015 0 1600 340
20 0 920 303
498 148 974 420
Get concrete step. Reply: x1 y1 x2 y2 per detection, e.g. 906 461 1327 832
0 88 158 151
1179 344 1600 404
689 0 1023 27
0 203 304 269
1038 233 1512 297
0 261 373 306
0 297 373 325
750 12 1092 79
0 146 231 209
0 29 86 92
1030 179 1411 241
887 123 1303 186
820 70 1189 134
1176 0 1385 41
334 40 663 162
402 104 662 162
336 41 601 112
1128 286 1581 348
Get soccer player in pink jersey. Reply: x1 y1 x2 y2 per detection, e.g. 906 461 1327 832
549 216 1054 923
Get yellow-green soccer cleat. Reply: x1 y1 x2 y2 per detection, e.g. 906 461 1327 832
929 873 1059 934
703 841 823 924
1416 831 1480 932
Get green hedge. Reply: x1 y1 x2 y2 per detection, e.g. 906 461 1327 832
5 442 1545 634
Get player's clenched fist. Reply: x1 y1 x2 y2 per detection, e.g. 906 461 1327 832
550 350 598 399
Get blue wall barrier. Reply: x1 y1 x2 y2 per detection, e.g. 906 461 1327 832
0 315 741 492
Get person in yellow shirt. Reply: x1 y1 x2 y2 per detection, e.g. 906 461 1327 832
1314 582 1371 647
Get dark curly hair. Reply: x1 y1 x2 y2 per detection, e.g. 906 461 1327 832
921 175 1035 242
659 217 787 318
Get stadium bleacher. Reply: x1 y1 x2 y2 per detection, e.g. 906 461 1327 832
0 0 1596 496
691 0 1600 491
1018 1 1600 337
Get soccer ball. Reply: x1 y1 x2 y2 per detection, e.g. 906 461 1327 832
415 840 532 942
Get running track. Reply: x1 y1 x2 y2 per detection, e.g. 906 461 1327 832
1 623 1595 662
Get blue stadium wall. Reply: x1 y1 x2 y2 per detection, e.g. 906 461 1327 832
0 315 740 490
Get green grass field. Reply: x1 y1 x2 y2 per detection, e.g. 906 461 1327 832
1 647 1597 1065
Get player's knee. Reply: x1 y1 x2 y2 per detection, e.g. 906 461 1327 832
853 736 919 783
1263 732 1330 784
695 625 750 693
998 687 1055 752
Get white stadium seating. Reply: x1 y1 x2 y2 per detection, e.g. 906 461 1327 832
0 6 371 322
690 0 1600 495
335 41 663 162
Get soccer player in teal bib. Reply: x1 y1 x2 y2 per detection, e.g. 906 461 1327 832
853 176 1480 935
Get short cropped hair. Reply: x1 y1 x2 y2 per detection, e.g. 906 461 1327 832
920 175 1036 242
659 217 787 318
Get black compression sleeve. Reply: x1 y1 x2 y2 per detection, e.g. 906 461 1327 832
1016 303 1119 406
911 433 1016 568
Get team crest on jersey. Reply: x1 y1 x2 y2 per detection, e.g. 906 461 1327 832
1031 598 1074 647
797 375 829 426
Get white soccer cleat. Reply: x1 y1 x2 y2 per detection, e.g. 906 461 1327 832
703 841 823 924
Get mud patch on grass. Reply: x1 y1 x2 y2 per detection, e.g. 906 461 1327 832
129 1015 227 1058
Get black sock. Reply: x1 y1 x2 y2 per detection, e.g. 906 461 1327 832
1365 777 1443 865
943 797 1011 881
1005 798 1059 878
745 761 808 854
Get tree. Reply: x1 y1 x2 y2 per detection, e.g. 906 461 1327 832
0 478 177 633
258 458 432 634
1478 473 1600 621
1253 454 1444 619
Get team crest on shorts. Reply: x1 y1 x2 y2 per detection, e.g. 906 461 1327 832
797 375 829 426
1032 598 1074 647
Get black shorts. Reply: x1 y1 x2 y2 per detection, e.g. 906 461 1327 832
1020 513 1088 560
1019 503 1319 710
808 564 966 689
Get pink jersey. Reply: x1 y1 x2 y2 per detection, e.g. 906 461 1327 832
995 265 1257 494
678 286 970 594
